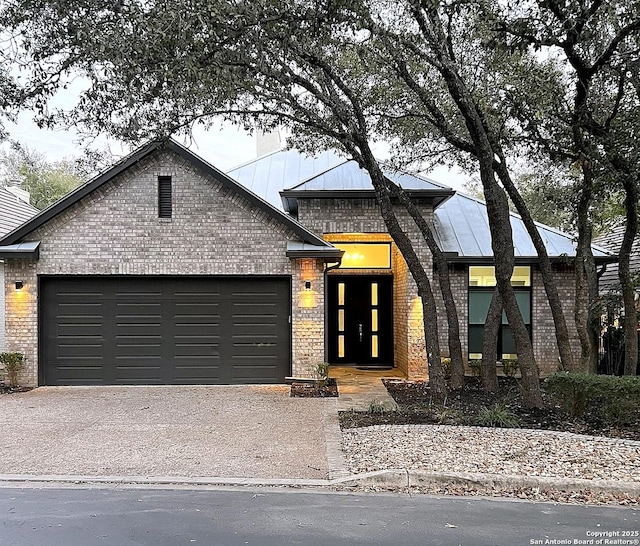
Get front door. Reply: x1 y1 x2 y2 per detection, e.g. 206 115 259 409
327 275 393 365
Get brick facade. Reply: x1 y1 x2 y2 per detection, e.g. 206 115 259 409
2 146 583 386
3 149 325 386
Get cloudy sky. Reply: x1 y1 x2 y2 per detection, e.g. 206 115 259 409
1 82 469 190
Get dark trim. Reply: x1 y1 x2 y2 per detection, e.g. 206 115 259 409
0 139 331 249
0 241 40 259
280 189 453 214
446 255 616 265
285 250 344 259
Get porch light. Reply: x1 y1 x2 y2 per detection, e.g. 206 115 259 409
304 281 311 291
15 281 23 291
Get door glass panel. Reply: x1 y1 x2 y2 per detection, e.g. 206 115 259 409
371 309 378 332
338 283 345 306
371 283 378 306
338 309 345 332
371 335 379 358
338 335 345 358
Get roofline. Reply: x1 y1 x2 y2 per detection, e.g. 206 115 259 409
285 249 345 259
445 255 617 264
0 139 331 248
0 241 40 259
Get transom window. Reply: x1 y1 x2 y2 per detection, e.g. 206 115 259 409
333 243 391 269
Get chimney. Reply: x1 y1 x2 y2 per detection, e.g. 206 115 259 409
256 129 281 157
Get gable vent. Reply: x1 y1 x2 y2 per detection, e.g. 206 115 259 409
158 176 172 218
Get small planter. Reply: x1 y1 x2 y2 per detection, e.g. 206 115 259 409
290 378 338 398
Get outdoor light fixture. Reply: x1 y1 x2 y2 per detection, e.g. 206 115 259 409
304 281 311 291
15 281 23 291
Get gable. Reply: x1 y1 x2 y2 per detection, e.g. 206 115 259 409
23 149 316 276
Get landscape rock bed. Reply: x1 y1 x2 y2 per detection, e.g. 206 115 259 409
341 424 640 482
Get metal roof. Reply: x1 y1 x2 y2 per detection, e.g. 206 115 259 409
228 148 614 261
433 192 614 260
227 149 346 210
0 186 38 238
0 241 40 259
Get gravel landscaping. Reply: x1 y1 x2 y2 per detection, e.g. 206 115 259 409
342 424 640 482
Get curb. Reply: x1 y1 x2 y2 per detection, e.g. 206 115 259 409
0 470 638 497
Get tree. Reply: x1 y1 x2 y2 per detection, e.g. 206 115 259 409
494 0 640 374
0 145 81 209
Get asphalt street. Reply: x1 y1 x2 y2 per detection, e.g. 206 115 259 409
0 486 638 546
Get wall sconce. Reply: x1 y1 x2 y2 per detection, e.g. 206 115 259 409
15 281 24 291
304 281 311 291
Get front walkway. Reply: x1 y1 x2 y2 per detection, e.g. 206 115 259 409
329 366 404 411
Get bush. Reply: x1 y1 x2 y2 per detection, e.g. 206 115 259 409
0 352 24 388
476 403 520 428
315 362 330 388
544 372 640 426
441 357 452 379
501 358 519 378
468 359 482 376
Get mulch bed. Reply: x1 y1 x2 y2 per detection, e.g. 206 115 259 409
340 376 640 441
290 378 339 398
0 386 32 395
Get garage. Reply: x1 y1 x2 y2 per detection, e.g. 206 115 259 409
40 276 291 386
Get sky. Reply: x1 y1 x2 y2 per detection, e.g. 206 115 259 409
1 88 470 191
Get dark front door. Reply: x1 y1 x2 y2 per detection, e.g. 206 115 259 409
327 275 393 365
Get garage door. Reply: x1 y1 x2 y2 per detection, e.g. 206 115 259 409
40 276 291 385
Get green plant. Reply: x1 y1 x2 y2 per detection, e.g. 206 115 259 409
501 358 519 378
476 403 520 428
468 359 482 377
441 357 452 380
545 372 640 426
315 362 330 388
0 352 25 388
367 400 387 415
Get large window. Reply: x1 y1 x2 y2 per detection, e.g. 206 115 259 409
468 266 531 360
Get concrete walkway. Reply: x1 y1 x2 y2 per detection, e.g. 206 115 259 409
329 365 404 411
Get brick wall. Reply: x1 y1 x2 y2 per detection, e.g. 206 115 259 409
3 149 324 386
300 197 434 379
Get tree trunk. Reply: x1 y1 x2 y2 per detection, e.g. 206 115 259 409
389 185 465 388
494 161 576 371
481 289 501 392
574 160 599 373
619 175 639 375
355 147 447 400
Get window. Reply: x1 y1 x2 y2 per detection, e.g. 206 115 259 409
158 176 172 218
333 243 391 269
468 266 531 360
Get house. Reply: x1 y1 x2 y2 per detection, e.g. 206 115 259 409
594 224 640 295
0 184 38 352
0 140 614 386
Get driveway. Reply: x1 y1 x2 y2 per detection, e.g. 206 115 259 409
0 386 335 480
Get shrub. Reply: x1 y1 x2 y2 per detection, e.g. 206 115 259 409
0 352 24 388
441 357 452 380
315 362 330 388
468 359 482 376
476 403 520 428
501 358 519 378
544 372 640 426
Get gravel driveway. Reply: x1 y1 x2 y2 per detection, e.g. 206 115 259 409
0 386 331 480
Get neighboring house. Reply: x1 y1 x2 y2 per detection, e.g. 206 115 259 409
0 184 38 352
594 224 640 295
0 140 614 387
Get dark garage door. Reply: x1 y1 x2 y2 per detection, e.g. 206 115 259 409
40 276 291 385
